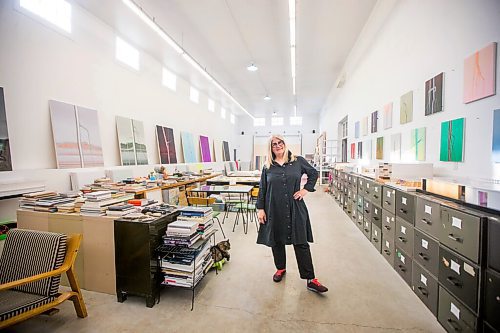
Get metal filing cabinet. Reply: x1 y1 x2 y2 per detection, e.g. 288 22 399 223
438 246 480 313
381 234 395 267
483 269 500 330
488 218 500 272
357 195 364 213
414 229 439 278
351 175 358 192
438 287 477 333
356 211 364 231
415 196 441 238
371 224 382 253
371 204 382 228
412 261 439 316
382 186 396 214
395 247 412 286
440 206 484 264
363 179 373 198
357 176 365 192
381 209 396 239
351 205 357 223
363 200 372 222
395 189 415 224
362 218 372 240
370 182 382 207
395 217 414 257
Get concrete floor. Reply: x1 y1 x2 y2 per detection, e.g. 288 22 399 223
3 188 445 332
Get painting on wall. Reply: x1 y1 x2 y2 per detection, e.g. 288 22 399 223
350 143 356 159
410 127 426 161
400 91 413 124
363 140 372 160
222 141 231 161
371 111 378 133
213 139 222 162
50 100 103 169
156 125 177 164
425 72 444 116
478 191 488 207
383 103 393 129
362 116 368 136
0 87 12 171
357 141 362 160
116 116 136 166
463 42 497 104
199 135 212 162
390 133 401 161
440 118 465 162
132 119 148 165
376 137 384 160
181 131 197 163
354 121 360 139
493 109 500 163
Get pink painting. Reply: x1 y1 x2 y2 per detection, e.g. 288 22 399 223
463 42 497 103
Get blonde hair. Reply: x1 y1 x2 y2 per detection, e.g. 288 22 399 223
264 134 296 169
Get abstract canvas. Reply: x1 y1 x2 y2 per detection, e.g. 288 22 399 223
478 191 488 207
493 109 500 162
425 72 444 115
199 135 212 162
371 111 378 133
362 116 368 136
363 140 372 160
116 116 136 166
440 118 465 162
383 103 393 129
0 87 12 171
132 119 148 165
213 139 222 162
350 143 355 159
463 42 497 103
400 91 413 124
410 127 426 161
156 125 177 164
390 133 401 161
222 141 231 161
355 121 360 139
181 131 197 163
376 137 384 160
77 106 103 167
357 142 362 160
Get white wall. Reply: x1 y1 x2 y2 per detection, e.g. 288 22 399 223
320 0 500 181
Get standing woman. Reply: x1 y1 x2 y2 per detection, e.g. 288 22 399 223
256 134 328 293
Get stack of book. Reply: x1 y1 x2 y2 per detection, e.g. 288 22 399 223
163 220 200 247
19 191 58 210
35 195 75 212
56 202 76 213
128 198 156 207
80 191 134 216
177 206 214 239
106 204 136 217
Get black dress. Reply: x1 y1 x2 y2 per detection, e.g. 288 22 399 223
256 154 318 247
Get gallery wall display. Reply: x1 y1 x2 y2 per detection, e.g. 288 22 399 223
156 125 177 164
440 118 465 162
463 42 497 104
390 133 401 161
354 121 360 139
0 87 12 171
493 109 500 163
181 131 197 163
400 91 413 124
50 100 103 169
362 116 368 136
371 111 378 133
116 116 148 166
425 72 444 115
376 137 383 160
383 103 393 129
410 127 426 161
199 135 212 162
222 141 231 161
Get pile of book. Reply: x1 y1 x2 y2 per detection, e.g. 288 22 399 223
106 204 136 217
178 206 214 239
163 219 200 247
19 191 58 210
80 191 134 216
19 191 75 213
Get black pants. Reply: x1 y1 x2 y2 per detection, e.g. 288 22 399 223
271 243 315 280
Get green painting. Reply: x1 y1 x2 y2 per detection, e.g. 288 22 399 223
440 118 465 162
410 127 426 161
376 137 384 160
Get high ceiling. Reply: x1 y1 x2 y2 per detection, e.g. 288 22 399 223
74 0 378 119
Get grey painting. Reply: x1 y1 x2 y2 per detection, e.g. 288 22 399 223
132 119 148 165
223 141 231 161
77 106 103 167
425 72 444 116
116 116 136 166
49 100 82 168
0 87 12 171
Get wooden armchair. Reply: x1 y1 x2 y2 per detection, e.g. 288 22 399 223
0 229 87 329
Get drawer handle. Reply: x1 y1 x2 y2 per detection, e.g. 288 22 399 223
372 238 379 242
416 286 429 297
399 208 407 214
384 200 391 205
421 218 431 225
364 228 370 232
364 209 370 214
418 252 429 261
398 236 407 243
397 265 406 272
446 276 463 287
383 249 390 255
447 234 463 243
373 195 379 199
383 225 391 230
373 216 380 221
446 318 461 331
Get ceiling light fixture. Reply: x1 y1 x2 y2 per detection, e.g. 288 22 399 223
247 63 258 71
122 0 255 120
264 95 271 101
289 0 296 96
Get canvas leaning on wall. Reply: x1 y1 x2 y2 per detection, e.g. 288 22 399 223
0 87 12 171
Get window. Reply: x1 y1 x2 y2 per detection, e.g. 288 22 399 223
208 99 215 112
162 68 176 91
189 86 199 103
271 117 283 126
221 108 226 119
116 37 139 70
290 116 302 126
20 0 72 33
230 114 235 124
254 118 265 127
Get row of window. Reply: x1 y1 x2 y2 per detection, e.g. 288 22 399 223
253 116 302 127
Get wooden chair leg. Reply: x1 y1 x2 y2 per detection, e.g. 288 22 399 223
66 268 88 318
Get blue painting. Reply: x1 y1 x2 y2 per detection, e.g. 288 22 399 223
493 109 500 162
181 131 197 163
355 121 360 139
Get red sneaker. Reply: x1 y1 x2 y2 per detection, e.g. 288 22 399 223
307 278 328 293
273 269 286 282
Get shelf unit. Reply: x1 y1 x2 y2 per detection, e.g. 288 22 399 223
314 133 338 185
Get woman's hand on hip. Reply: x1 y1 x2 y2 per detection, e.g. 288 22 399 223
293 189 308 200
257 209 267 224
